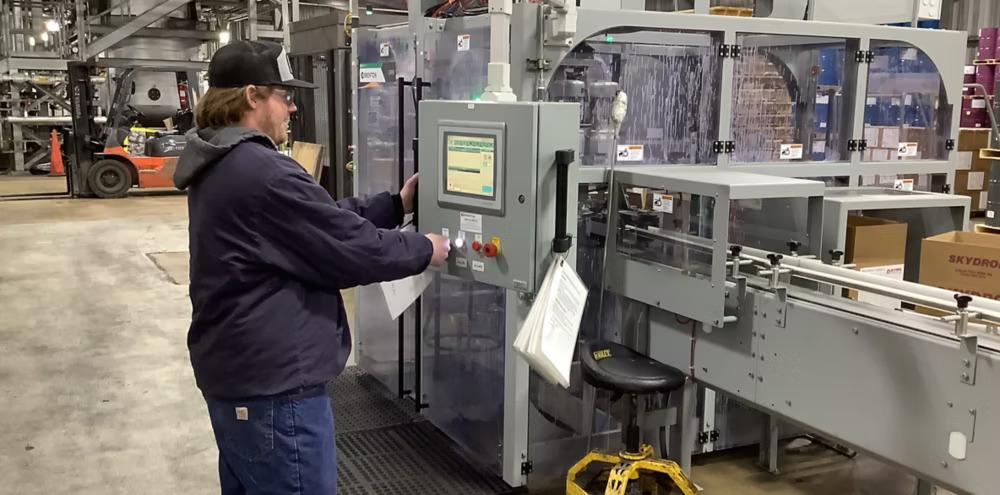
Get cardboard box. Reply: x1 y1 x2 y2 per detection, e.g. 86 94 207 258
845 216 908 308
919 231 1000 301
958 128 992 152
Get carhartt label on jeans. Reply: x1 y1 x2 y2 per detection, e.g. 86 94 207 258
235 407 249 421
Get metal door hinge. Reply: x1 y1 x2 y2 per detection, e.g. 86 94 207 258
848 139 868 152
713 140 735 154
946 138 956 151
526 58 551 72
521 460 533 475
943 183 952 194
855 50 874 63
718 44 742 59
698 429 720 444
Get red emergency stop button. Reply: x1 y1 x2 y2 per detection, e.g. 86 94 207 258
471 240 482 252
482 241 500 258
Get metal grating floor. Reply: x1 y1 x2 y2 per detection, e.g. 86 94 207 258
327 367 515 495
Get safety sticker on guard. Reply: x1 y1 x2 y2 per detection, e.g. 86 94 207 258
616 145 644 162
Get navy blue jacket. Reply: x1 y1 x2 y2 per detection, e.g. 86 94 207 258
174 127 432 399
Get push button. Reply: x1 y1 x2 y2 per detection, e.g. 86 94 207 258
482 240 500 258
471 240 482 252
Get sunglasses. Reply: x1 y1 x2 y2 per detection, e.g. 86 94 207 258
274 89 295 106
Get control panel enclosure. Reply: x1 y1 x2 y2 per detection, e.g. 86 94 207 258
418 101 580 293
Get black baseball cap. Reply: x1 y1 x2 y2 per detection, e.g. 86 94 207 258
208 40 318 89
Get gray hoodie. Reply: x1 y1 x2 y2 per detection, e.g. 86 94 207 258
173 126 274 190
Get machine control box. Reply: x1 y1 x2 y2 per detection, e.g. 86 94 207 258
418 101 580 293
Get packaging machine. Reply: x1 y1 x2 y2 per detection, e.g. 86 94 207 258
350 2 999 493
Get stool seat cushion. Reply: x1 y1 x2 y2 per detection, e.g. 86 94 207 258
581 341 686 395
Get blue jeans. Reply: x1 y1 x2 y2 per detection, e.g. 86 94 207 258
204 386 337 495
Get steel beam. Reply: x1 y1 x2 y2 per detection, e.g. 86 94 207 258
94 58 209 71
84 0 195 59
25 81 71 111
0 57 71 72
88 25 218 41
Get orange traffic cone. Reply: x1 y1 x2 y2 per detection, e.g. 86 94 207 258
48 129 65 177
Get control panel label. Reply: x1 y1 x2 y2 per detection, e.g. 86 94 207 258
459 212 483 233
472 260 485 272
379 43 391 57
457 34 471 52
779 143 803 160
456 257 468 268
893 178 914 191
652 193 674 213
616 144 644 162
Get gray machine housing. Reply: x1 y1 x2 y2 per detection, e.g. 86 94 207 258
418 100 580 293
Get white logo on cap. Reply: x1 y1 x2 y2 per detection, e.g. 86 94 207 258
277 48 294 82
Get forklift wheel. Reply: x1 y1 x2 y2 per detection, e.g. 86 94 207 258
87 159 133 198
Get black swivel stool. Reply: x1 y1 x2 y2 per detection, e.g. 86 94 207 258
567 341 696 495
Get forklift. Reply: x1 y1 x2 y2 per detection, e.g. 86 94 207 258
66 61 194 198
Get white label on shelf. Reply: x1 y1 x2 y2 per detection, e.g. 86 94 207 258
905 94 913 105
652 193 674 213
459 212 482 233
813 141 826 153
616 144 644 162
379 42 391 57
965 65 976 75
472 260 485 272
867 97 877 105
359 64 386 83
780 143 804 159
457 34 471 51
987 210 996 219
967 171 986 190
894 178 915 191
897 142 919 157
972 99 987 109
820 122 827 128
456 257 468 268
892 97 902 106
816 95 830 104
902 48 918 60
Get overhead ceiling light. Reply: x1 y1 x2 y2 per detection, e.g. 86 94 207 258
45 20 60 32
219 30 231 45
40 32 49 43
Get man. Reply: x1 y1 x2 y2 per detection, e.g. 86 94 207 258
173 40 449 494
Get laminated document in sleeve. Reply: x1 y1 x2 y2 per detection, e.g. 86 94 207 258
514 257 588 388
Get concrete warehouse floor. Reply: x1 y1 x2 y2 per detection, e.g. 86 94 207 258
0 193 946 494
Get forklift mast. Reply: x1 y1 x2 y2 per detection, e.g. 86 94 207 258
66 61 96 197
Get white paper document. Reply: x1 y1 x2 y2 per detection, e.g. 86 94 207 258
513 256 589 388
380 271 434 320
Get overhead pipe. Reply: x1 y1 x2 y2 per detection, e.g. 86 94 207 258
0 74 107 85
4 116 107 125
